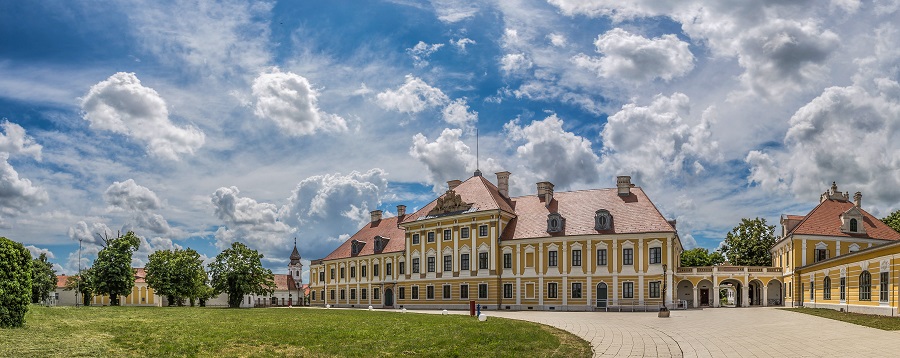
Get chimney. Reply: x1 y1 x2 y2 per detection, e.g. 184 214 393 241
854 192 862 208
537 181 554 203
370 209 382 223
667 219 677 229
496 171 511 198
617 176 634 196
447 180 462 191
396 205 406 218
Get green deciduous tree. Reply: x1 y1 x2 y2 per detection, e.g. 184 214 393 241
0 237 32 328
65 268 96 306
209 242 275 308
145 248 208 306
680 248 726 267
720 218 778 266
31 253 57 304
882 210 900 234
92 231 140 306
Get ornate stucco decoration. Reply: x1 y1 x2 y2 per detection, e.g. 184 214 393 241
428 189 472 216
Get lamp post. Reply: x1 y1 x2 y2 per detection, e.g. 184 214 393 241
77 237 83 307
662 263 668 309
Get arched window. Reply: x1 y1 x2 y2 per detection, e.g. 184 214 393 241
850 219 858 232
823 276 831 300
859 271 871 301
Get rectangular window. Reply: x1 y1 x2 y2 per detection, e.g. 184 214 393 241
312 291 316 301
321 290 324 301
478 283 488 299
479 252 489 269
823 277 831 300
810 281 814 300
330 290 335 300
840 277 846 301
649 281 661 298
479 225 488 237
443 285 451 299
548 250 558 267
374 288 380 300
444 229 452 241
319 271 325 282
597 249 607 266
571 283 582 299
373 264 379 277
461 253 470 270
427 286 435 300
444 255 452 271
340 289 346 300
399 287 406 299
503 253 512 269
340 267 346 279
361 289 367 300
427 257 435 273
399 262 405 275
815 249 827 262
460 284 469 299
412 258 420 273
412 234 420 245
623 248 634 266
504 283 513 298
350 266 356 278
623 282 634 299
649 247 661 264
361 265 366 278
572 249 582 267
386 262 392 276
461 227 470 238
412 286 420 300
548 282 558 298
351 289 356 300
330 268 335 280
427 232 435 243
881 272 889 302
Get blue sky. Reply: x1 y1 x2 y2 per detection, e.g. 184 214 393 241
2 1 899 282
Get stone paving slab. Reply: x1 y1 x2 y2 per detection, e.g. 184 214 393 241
408 307 900 357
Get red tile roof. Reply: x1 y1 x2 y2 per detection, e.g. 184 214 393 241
401 175 515 223
501 187 675 240
56 275 68 288
273 274 300 291
789 199 900 240
322 215 406 260
134 268 147 283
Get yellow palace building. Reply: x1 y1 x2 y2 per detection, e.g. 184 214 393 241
310 172 682 311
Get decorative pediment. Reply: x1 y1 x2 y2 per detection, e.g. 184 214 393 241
428 189 472 216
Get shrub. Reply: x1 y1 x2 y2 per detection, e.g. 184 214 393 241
0 237 32 328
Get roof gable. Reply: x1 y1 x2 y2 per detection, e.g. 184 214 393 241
321 215 406 260
402 175 514 223
789 199 900 240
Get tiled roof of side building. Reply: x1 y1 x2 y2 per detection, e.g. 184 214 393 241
273 274 299 291
501 187 675 240
321 215 406 260
789 199 900 240
56 275 68 288
401 175 515 223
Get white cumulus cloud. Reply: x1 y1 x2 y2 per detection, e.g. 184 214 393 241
0 153 48 227
376 75 449 114
251 68 348 136
505 115 599 189
500 53 533 75
450 38 476 51
0 120 42 160
104 179 162 212
573 28 694 82
407 41 444 67
80 72 206 160
441 98 478 128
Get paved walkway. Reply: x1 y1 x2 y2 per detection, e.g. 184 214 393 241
409 307 900 357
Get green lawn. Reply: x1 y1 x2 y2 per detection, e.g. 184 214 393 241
2 306 591 357
781 307 900 330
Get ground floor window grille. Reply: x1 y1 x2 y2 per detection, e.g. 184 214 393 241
623 282 634 299
503 283 513 298
399 287 406 299
412 286 420 300
823 277 831 300
427 286 434 300
443 285 451 299
374 288 380 300
880 272 889 302
860 271 871 301
649 281 660 298
839 277 845 301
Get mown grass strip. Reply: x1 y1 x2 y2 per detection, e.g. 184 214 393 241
781 307 900 331
1 306 591 357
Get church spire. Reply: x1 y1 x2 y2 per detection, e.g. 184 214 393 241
290 237 301 265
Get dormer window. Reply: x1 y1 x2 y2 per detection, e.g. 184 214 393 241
595 209 612 230
351 240 365 255
547 213 565 233
850 219 858 232
840 207 866 234
374 236 385 252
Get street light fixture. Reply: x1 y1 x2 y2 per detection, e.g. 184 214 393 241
77 237 83 307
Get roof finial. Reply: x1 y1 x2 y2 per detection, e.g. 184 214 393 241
294 237 297 246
